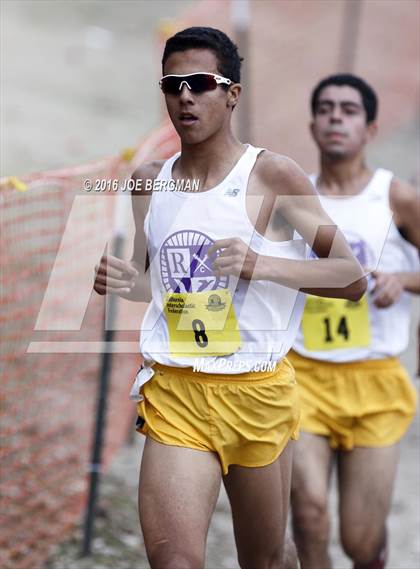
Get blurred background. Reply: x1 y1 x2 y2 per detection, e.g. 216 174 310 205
1 1 419 568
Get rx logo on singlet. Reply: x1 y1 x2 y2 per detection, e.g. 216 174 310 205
309 231 375 270
160 230 229 293
343 231 376 270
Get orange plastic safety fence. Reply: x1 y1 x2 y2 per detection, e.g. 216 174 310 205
1 1 232 565
0 122 179 569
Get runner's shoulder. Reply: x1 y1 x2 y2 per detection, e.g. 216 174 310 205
255 150 315 196
389 176 419 214
389 176 420 246
131 160 166 195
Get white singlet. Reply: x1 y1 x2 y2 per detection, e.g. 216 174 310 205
293 169 418 362
139 144 307 372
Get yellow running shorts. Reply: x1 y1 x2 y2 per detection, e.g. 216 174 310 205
136 358 300 475
288 350 417 450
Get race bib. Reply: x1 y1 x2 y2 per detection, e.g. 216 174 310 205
301 294 371 351
164 289 241 357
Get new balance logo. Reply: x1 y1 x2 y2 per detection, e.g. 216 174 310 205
224 188 240 196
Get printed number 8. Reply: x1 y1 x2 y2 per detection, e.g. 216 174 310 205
192 319 208 348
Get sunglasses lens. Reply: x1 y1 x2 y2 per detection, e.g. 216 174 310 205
160 74 219 94
188 74 218 93
160 76 181 95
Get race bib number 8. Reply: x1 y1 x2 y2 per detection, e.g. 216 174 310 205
302 295 371 351
164 289 241 357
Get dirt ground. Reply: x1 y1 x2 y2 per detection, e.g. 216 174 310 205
3 1 419 567
45 418 420 569
44 324 420 569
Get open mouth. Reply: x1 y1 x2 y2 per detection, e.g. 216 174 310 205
179 112 198 125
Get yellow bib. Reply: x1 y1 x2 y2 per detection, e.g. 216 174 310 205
164 289 241 357
302 294 371 351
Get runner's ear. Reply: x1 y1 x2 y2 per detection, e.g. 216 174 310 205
309 121 316 141
227 84 241 110
366 121 378 143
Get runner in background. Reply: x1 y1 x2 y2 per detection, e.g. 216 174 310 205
289 73 419 568
95 30 366 568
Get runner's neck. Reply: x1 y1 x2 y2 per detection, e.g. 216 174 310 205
176 134 245 192
317 156 373 196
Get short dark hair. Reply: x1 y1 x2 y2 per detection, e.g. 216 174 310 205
162 27 242 84
311 74 378 123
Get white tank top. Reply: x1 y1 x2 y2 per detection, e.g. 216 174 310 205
293 169 418 362
140 144 307 372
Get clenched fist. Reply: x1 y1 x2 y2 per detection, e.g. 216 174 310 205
209 238 259 280
371 271 404 308
94 255 139 297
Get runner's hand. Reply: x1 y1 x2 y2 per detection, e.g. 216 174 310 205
209 238 258 280
371 271 403 308
94 255 139 296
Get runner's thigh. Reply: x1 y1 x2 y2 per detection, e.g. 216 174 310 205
223 442 294 568
338 445 399 544
291 432 334 507
139 436 222 565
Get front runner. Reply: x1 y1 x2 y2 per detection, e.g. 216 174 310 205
95 30 365 568
290 74 419 568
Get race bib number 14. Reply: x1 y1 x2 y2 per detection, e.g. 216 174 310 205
164 289 242 357
302 295 371 351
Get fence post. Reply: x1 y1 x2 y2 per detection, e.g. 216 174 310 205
337 0 363 72
231 0 251 143
81 194 129 556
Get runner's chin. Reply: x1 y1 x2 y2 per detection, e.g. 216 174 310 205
176 123 207 144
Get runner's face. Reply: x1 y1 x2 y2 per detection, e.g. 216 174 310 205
310 85 377 159
162 49 236 144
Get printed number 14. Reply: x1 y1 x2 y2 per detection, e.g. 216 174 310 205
323 316 349 343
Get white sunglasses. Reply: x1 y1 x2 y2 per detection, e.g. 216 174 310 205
159 72 233 94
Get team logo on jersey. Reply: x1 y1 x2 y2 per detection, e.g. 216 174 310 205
344 231 376 270
160 230 229 293
309 230 375 270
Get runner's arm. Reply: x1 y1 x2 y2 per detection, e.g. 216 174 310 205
390 177 420 249
391 272 420 294
211 155 367 300
385 177 420 295
93 161 162 302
